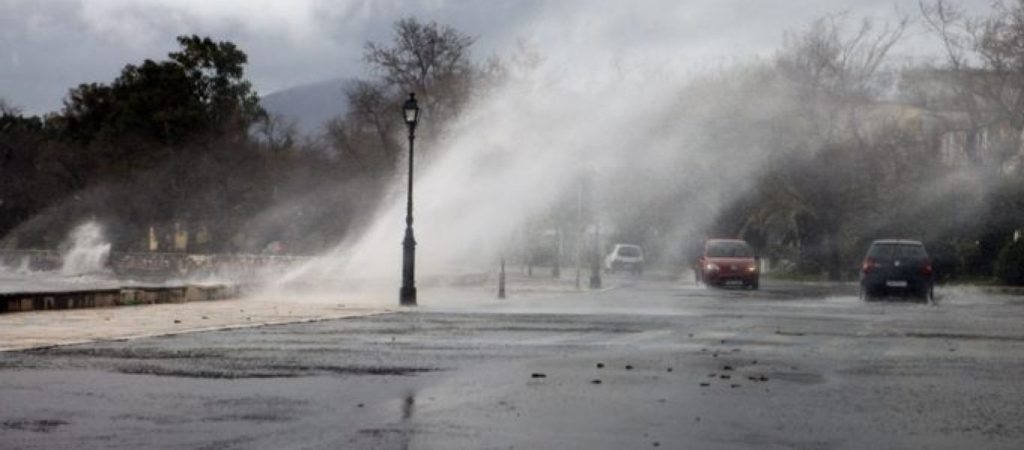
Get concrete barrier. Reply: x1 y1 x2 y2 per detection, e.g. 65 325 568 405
0 284 242 314
977 285 1024 296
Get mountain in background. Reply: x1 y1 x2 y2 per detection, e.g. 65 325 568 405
260 78 350 136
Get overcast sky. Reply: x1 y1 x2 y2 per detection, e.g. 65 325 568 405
0 0 993 115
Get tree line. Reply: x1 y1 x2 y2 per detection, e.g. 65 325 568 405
2 5 1024 284
695 2 1024 283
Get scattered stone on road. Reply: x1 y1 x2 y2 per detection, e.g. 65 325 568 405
4 280 1024 449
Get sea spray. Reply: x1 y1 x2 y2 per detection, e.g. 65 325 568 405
60 221 111 275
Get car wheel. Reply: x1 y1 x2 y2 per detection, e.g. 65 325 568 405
913 289 925 302
861 287 874 301
751 278 759 290
917 284 934 303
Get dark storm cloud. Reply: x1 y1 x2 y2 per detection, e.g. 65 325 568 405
0 0 994 115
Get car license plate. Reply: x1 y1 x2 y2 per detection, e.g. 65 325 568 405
886 280 908 288
725 280 743 286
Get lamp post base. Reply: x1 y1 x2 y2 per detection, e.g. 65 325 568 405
400 225 416 307
400 286 417 306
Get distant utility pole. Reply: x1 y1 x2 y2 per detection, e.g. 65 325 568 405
575 175 584 290
590 220 602 289
553 227 561 279
498 258 506 299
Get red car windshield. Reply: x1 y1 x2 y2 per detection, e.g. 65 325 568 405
706 241 753 258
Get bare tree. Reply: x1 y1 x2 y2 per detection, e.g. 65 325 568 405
778 13 908 143
255 113 297 157
363 17 476 124
919 0 1024 274
344 80 399 165
922 0 1024 131
323 18 478 178
751 13 909 280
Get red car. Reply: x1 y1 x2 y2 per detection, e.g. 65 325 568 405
697 239 759 289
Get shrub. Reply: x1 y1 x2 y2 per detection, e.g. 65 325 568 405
994 238 1024 286
925 240 958 282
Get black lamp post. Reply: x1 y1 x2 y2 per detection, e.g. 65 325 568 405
400 93 420 306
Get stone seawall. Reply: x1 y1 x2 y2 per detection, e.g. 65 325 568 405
0 284 244 314
0 250 62 271
0 250 307 280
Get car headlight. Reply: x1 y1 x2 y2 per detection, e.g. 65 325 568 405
747 266 757 272
705 263 719 271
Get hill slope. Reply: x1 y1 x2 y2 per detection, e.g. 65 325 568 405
260 78 350 136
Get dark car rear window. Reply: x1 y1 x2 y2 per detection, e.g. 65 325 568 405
706 241 753 257
867 243 928 261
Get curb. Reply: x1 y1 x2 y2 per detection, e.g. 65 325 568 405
0 309 394 353
973 285 1024 296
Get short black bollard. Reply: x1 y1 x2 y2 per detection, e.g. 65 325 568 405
498 259 506 299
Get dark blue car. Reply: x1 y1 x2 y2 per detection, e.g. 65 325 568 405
859 240 934 301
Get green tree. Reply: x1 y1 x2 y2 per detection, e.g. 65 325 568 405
169 35 264 134
41 36 269 251
995 238 1024 285
61 34 264 151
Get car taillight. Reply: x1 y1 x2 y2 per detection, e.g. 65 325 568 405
862 258 876 273
921 262 933 277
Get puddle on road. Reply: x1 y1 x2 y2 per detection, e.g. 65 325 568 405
2 419 68 433
114 363 438 379
765 371 826 385
903 332 1024 342
356 391 418 449
822 295 861 306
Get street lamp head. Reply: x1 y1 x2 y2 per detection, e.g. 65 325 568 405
403 92 420 127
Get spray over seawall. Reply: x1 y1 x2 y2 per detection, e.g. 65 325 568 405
60 221 111 275
273 7 798 297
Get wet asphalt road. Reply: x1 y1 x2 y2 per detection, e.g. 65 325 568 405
3 277 1024 449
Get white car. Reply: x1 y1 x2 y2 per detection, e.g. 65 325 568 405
604 244 644 274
